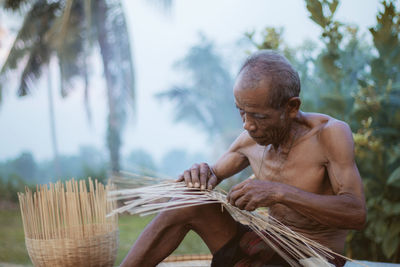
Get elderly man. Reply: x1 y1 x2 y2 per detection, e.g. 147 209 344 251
120 50 366 267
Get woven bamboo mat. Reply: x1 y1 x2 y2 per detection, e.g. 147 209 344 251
157 254 212 267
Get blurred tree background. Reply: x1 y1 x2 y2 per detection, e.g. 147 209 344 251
0 0 399 264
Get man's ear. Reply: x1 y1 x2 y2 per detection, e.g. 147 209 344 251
285 97 301 118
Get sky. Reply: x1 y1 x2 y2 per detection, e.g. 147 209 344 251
0 0 381 163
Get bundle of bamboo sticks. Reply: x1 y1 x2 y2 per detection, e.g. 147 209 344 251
108 177 367 267
18 178 118 267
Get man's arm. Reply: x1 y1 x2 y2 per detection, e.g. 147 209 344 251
282 120 366 229
228 120 366 230
177 131 250 190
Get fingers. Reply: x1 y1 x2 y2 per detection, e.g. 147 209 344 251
227 181 245 202
180 163 216 190
227 187 243 206
234 195 247 209
183 170 192 187
234 194 255 210
199 163 209 190
176 174 184 182
180 163 206 189
230 179 248 193
207 174 218 190
244 201 256 211
230 193 256 211
190 164 200 188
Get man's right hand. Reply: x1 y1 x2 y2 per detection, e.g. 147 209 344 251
176 163 219 190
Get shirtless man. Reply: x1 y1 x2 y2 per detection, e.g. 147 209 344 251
120 50 366 267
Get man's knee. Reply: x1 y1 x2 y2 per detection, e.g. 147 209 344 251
158 203 222 226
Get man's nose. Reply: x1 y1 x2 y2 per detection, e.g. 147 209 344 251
243 114 257 131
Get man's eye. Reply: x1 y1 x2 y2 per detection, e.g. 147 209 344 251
253 114 268 119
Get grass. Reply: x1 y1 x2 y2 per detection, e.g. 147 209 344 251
0 209 209 266
0 210 31 264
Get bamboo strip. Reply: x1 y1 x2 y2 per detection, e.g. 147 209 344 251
109 176 370 267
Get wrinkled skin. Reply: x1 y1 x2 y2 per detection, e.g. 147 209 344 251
120 73 366 267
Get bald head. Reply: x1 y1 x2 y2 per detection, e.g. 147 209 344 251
236 50 301 109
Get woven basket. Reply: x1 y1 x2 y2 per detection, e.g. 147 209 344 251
18 179 119 267
26 228 119 267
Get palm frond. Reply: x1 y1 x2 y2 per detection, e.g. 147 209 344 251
95 0 135 98
157 86 214 130
0 1 60 101
54 0 87 97
0 1 59 74
2 0 31 11
18 41 51 96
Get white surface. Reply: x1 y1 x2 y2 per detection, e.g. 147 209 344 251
345 261 400 267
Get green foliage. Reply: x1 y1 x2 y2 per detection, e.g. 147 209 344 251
350 81 400 261
305 0 338 28
369 1 400 88
306 0 342 80
388 166 400 187
245 27 284 51
0 174 29 203
303 0 373 122
304 0 400 262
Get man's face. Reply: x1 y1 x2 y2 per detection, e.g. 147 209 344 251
233 78 290 146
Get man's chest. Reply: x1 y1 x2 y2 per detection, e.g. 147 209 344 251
245 137 330 193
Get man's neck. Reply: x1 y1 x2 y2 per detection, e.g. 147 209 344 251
271 117 305 155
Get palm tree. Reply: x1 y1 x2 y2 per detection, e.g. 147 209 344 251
0 0 138 173
1 0 62 176
157 35 241 150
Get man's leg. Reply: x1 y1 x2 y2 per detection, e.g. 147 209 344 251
120 203 238 267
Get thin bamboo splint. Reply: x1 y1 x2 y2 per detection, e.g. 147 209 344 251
108 177 368 267
18 178 119 267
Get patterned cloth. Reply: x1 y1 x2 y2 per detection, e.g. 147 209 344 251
211 222 346 267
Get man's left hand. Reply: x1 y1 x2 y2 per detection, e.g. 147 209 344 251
227 179 283 211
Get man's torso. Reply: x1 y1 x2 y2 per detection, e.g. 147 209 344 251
237 112 348 252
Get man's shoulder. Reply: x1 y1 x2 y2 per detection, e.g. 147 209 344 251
229 131 256 152
303 112 351 138
305 113 355 159
319 116 352 142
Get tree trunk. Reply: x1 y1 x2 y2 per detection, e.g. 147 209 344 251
95 0 121 173
48 65 60 179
